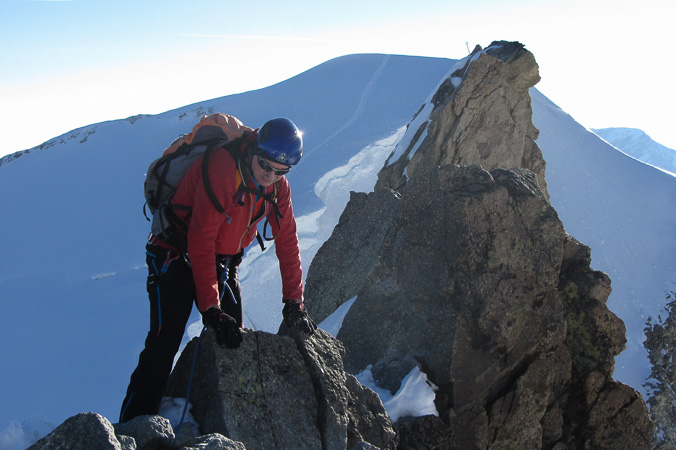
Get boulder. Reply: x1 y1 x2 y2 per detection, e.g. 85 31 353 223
165 328 396 450
28 412 121 450
179 433 246 450
113 415 174 450
166 328 321 449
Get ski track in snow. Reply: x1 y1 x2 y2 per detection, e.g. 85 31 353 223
311 55 390 152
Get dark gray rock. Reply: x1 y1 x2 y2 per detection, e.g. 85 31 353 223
333 164 569 448
117 435 136 450
581 380 653 450
166 328 321 450
305 188 403 324
166 328 396 450
338 164 565 381
395 415 453 450
279 325 397 449
558 235 625 378
343 374 397 449
179 433 246 450
113 415 174 450
351 442 381 450
171 420 200 449
371 355 419 394
279 325 350 449
28 412 121 450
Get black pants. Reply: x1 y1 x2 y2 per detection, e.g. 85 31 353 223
119 244 242 423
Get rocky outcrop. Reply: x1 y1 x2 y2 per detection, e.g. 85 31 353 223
304 41 653 449
378 41 546 197
165 328 396 450
306 40 548 324
30 329 396 450
28 412 246 450
27 413 123 450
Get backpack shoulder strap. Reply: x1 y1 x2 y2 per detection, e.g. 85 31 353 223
201 135 251 214
201 141 228 215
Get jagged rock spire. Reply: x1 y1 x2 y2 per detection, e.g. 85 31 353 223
305 41 652 449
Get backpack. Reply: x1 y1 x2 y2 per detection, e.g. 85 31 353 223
144 113 253 215
143 113 282 251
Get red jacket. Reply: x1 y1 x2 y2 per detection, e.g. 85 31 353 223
168 145 303 312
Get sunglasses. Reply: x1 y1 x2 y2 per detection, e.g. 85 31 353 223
256 154 291 175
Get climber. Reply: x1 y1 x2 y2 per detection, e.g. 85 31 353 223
119 116 317 423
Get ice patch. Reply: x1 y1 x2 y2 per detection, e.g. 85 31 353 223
356 365 439 423
318 297 357 337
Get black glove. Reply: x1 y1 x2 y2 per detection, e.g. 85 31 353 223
282 300 317 335
202 308 243 348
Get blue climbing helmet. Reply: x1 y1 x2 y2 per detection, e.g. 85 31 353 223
257 118 303 166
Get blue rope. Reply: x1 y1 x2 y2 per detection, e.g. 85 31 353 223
173 325 207 437
218 256 238 306
147 250 179 336
218 256 230 303
173 256 238 437
119 392 133 423
146 251 163 334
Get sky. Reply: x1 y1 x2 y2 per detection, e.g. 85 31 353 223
1 0 675 159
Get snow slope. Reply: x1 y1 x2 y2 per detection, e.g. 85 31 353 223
1 52 675 448
593 127 676 177
532 89 676 391
0 54 455 438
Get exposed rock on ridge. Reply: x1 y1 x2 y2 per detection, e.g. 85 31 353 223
379 41 546 197
304 41 652 449
30 329 396 450
164 328 396 450
305 40 549 324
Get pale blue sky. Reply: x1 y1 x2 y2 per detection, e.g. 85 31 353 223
1 0 674 156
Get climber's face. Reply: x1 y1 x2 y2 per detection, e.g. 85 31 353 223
252 154 290 187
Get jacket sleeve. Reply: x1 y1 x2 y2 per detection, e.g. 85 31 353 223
187 151 234 312
270 178 304 301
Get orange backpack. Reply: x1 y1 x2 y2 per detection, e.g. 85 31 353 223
162 113 253 157
144 113 253 216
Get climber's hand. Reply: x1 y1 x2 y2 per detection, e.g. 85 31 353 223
202 307 243 348
282 300 317 335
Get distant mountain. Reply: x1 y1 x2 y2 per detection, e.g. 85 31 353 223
593 127 676 176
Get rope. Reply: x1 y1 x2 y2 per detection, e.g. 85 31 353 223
173 258 240 438
172 325 207 439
